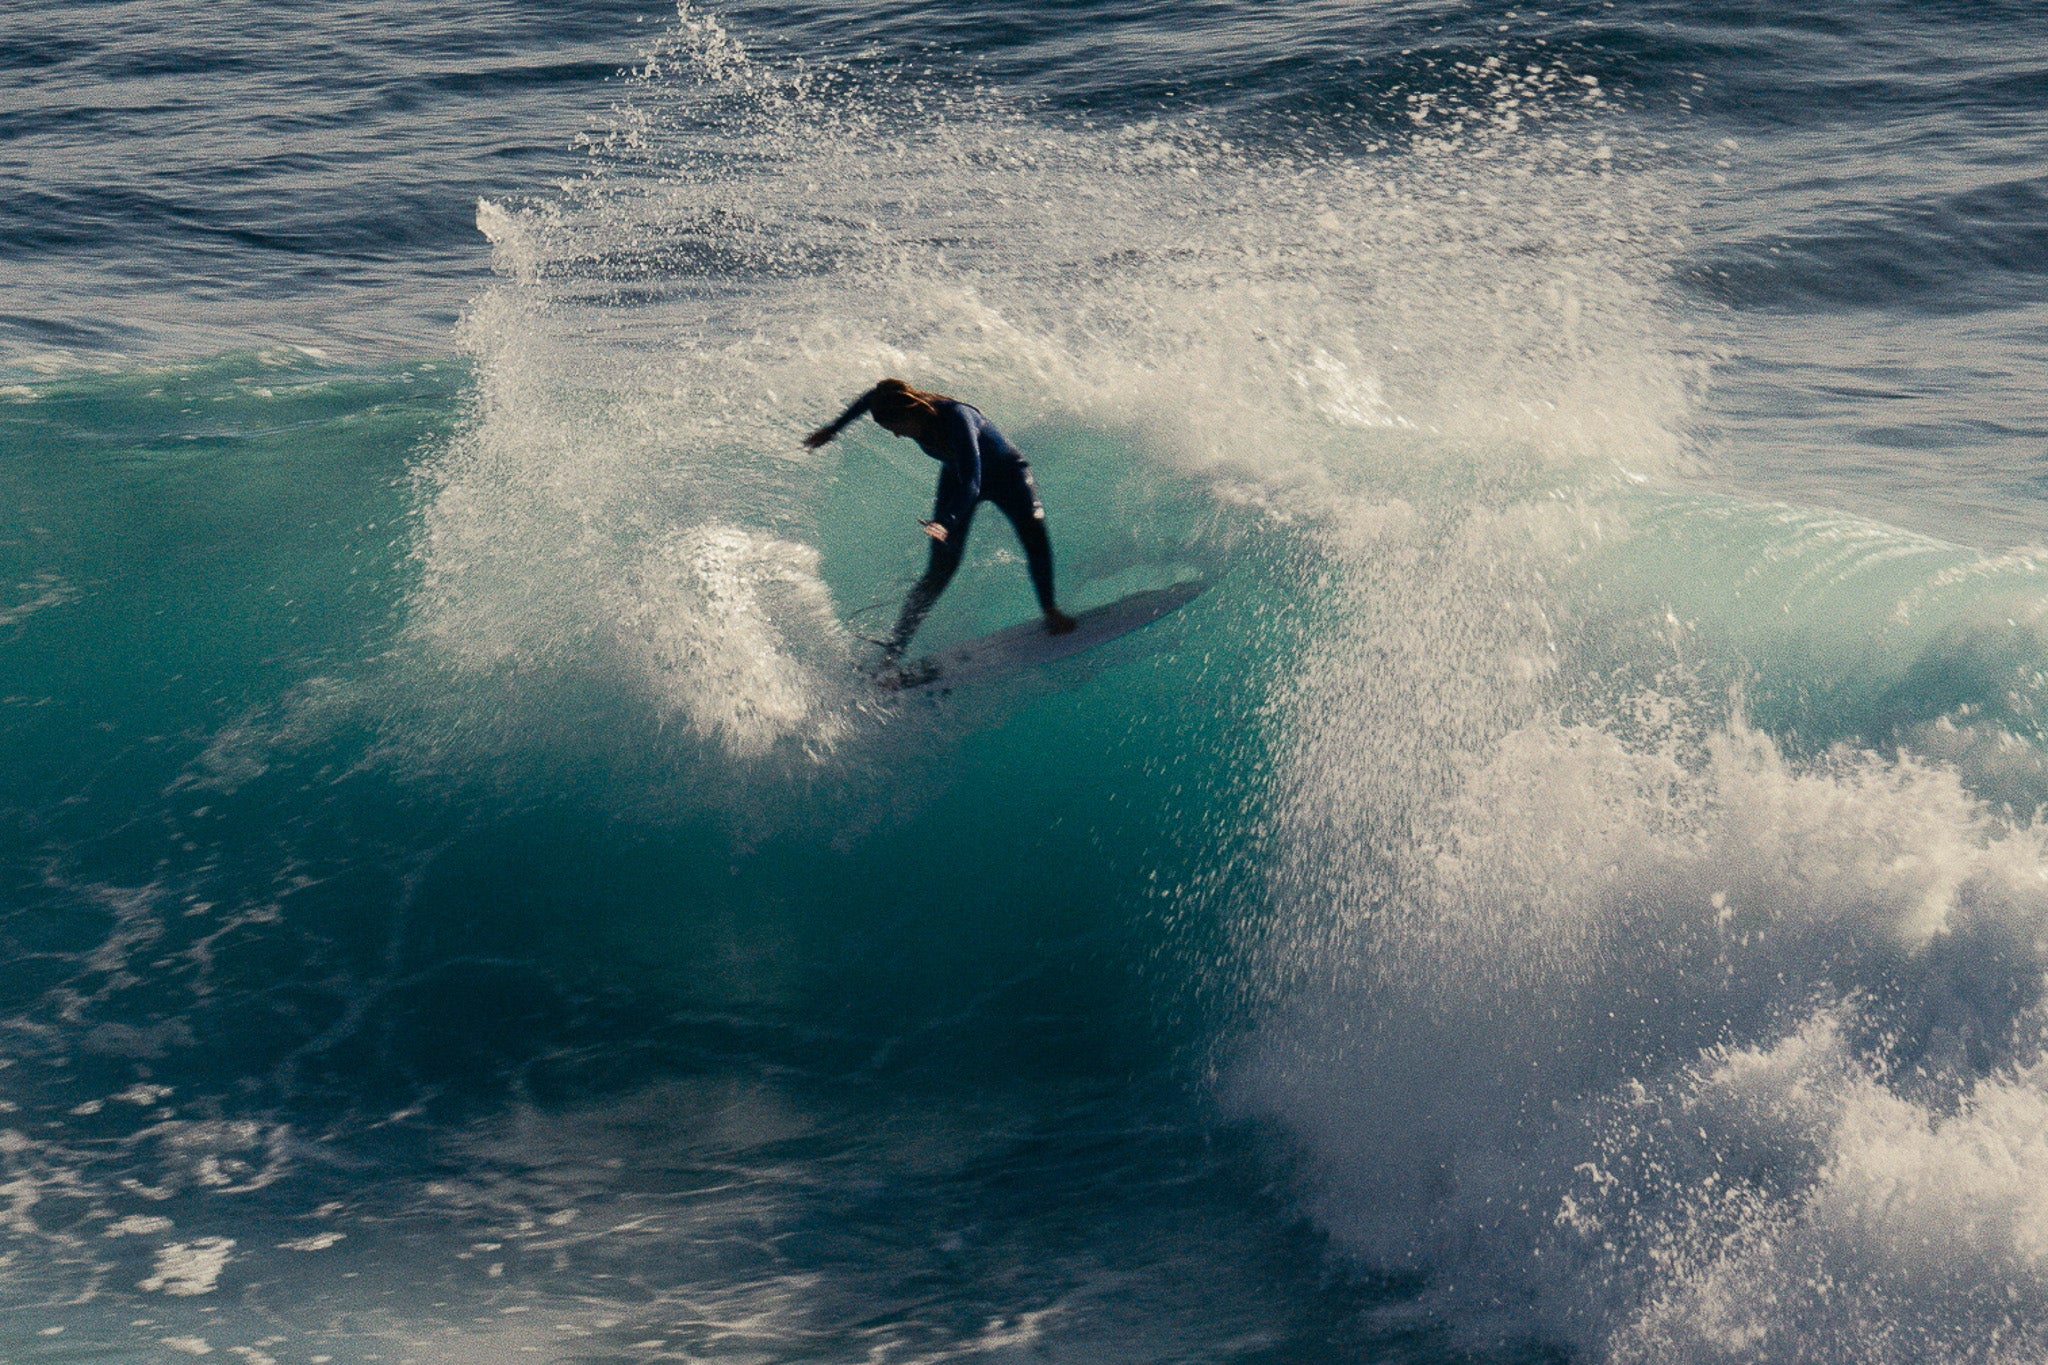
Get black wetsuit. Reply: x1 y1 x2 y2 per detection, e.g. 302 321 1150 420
887 399 1057 653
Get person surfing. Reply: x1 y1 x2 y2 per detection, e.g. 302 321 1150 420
805 379 1077 669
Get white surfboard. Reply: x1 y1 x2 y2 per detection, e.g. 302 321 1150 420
886 579 1208 690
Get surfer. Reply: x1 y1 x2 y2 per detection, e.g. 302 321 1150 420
805 379 1077 660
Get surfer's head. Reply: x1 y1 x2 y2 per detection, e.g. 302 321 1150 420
867 377 946 438
802 378 950 449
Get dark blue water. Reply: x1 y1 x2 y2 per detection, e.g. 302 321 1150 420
7 2 2048 1362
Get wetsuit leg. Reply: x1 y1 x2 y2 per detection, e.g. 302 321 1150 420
988 466 1058 615
886 478 976 656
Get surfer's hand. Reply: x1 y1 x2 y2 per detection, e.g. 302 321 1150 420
920 519 949 542
802 426 833 449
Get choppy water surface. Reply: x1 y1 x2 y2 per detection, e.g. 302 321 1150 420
6 2 2048 1362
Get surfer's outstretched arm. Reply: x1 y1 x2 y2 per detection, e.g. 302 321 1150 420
803 389 875 449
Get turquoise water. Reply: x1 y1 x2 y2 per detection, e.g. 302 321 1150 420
10 2 2048 1362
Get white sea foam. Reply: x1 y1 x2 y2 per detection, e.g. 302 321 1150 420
611 523 853 758
0 573 78 629
139 1238 235 1296
1241 600 2048 1361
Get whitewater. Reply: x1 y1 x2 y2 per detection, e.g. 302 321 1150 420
5 1 2048 1361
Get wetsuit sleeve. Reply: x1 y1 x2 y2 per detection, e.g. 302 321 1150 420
933 405 982 534
811 389 874 443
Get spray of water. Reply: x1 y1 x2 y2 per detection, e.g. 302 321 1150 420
390 9 2048 1360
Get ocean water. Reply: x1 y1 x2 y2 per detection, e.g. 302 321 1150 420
6 1 2048 1361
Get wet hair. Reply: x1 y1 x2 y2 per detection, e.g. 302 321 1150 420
866 377 949 425
806 377 952 447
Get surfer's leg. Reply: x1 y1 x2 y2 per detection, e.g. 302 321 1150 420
1012 516 1057 615
993 472 1074 633
887 506 973 657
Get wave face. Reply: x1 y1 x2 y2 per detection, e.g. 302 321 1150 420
8 1 2048 1362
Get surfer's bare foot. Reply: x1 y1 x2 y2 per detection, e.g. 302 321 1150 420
1045 609 1077 635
